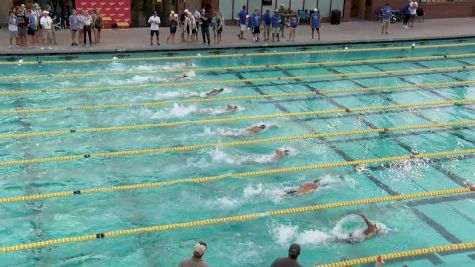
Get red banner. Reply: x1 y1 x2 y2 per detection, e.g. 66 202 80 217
76 0 131 24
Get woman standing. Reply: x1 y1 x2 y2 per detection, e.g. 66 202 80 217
167 11 179 44
288 11 299 42
93 10 102 43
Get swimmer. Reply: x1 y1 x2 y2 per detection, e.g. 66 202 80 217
338 214 381 243
173 73 190 81
356 165 369 173
285 179 321 196
205 88 224 97
271 149 290 161
225 104 240 111
247 124 266 134
183 61 192 66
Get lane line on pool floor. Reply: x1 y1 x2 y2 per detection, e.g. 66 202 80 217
1 80 474 115
1 146 474 204
0 186 473 253
1 65 473 96
1 41 474 65
315 241 475 267
2 53 475 80
0 99 473 141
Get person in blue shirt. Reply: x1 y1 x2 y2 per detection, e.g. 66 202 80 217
402 2 411 28
250 9 261 42
287 11 299 42
262 10 271 41
310 8 321 40
238 5 247 39
380 3 392 35
271 10 281 42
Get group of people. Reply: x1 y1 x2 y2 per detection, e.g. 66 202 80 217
7 3 102 49
238 5 321 43
380 0 421 35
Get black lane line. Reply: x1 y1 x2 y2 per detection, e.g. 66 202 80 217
468 254 475 260
407 192 475 207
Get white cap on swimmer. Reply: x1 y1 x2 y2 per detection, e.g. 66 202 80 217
194 242 207 256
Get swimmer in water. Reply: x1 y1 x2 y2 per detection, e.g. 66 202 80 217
205 88 224 97
183 61 192 66
247 124 266 134
173 73 190 81
272 149 290 161
285 179 321 196
225 104 240 111
338 214 381 243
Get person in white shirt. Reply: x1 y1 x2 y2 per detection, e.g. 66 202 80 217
409 0 418 27
40 10 53 50
184 11 193 42
78 10 85 43
82 10 93 46
148 12 161 46
8 11 18 48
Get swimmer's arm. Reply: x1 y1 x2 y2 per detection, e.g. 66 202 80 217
360 214 376 235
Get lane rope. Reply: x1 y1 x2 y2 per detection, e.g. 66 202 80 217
316 241 475 267
1 186 473 253
0 99 473 141
1 80 474 115
0 65 473 96
1 42 474 65
1 53 474 80
1 148 474 204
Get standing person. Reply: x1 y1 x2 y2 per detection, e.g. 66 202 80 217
194 9 201 36
167 11 179 44
212 11 219 44
409 0 418 27
184 11 193 42
238 5 247 39
45 5 57 45
40 11 53 50
271 10 281 42
33 4 41 45
288 11 299 42
262 10 271 41
17 10 28 47
93 10 102 43
78 10 84 44
402 2 411 29
380 3 392 35
191 13 198 42
250 9 261 43
27 9 37 48
216 12 224 44
200 10 211 46
8 11 19 49
178 242 209 267
310 8 321 40
82 10 93 46
270 244 302 267
278 4 288 38
148 11 160 46
180 9 187 42
69 9 79 46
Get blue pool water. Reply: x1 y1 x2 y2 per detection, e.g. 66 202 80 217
0 38 474 266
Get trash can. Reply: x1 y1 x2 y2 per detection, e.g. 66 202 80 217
330 10 342 25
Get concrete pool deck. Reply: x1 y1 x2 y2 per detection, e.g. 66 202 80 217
0 17 474 55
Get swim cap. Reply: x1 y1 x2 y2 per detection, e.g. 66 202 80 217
194 242 207 256
313 179 320 184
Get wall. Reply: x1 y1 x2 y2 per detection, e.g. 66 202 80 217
0 1 12 24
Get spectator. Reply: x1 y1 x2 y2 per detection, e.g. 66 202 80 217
78 10 85 44
310 8 321 40
93 10 102 43
200 10 211 46
271 10 281 42
167 11 179 45
262 10 271 41
251 9 261 42
27 9 37 48
17 10 27 47
270 243 302 267
82 10 93 46
69 9 79 46
194 9 201 36
191 12 198 42
33 4 41 45
238 5 247 40
8 11 19 49
180 9 188 42
148 11 160 46
45 5 57 45
409 0 418 27
381 3 392 35
178 241 209 267
288 11 299 42
402 2 411 29
40 10 53 50
278 4 288 38
184 11 193 42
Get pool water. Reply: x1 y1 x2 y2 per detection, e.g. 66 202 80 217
0 38 475 267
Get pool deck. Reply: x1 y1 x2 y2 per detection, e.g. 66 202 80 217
1 17 475 55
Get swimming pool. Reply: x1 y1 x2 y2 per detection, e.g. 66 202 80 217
0 38 474 267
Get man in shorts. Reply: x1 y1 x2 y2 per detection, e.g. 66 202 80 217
262 10 271 41
148 11 160 46
8 11 18 48
310 8 321 40
250 9 261 42
69 9 79 46
40 10 53 50
17 10 28 47
409 0 418 27
380 3 392 35
238 5 247 40
27 9 37 48
271 10 281 42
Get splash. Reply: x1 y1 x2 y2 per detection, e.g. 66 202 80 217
268 221 332 246
207 147 295 165
149 103 198 119
204 122 279 138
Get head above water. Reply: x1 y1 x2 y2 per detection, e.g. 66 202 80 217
193 241 207 258
218 88 224 92
283 149 290 155
288 243 301 259
259 124 266 129
313 179 320 184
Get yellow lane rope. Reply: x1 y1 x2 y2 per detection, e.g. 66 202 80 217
1 80 474 115
1 42 474 65
316 241 475 267
1 65 473 96
2 53 475 80
1 148 474 204
0 99 473 141
1 186 473 253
